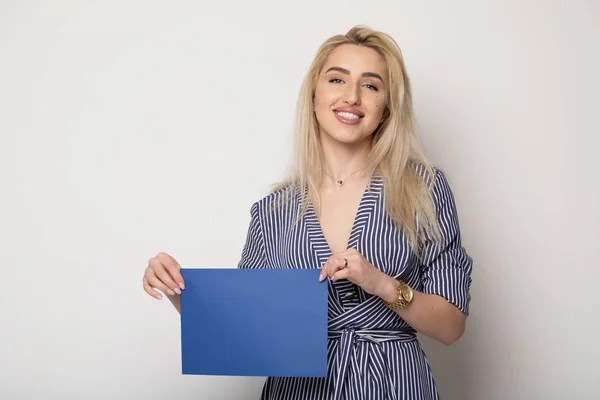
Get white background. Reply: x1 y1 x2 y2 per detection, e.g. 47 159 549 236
1 1 599 399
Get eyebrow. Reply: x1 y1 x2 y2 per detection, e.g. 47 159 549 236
325 66 384 83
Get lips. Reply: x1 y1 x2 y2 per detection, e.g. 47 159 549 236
334 107 364 118
336 111 360 120
333 107 363 125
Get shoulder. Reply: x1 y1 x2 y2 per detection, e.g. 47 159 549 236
406 162 458 214
429 168 456 208
409 161 453 192
424 167 461 222
248 184 301 219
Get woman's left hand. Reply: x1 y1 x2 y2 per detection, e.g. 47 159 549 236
319 248 390 296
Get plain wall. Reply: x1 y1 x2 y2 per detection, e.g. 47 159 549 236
1 1 598 399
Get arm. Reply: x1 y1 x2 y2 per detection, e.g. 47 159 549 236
379 170 473 346
377 278 467 346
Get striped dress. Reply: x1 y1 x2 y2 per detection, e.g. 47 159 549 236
238 169 473 400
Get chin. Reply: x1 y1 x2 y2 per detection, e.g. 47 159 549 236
318 119 375 145
327 131 371 146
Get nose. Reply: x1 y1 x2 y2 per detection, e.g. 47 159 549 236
342 83 361 106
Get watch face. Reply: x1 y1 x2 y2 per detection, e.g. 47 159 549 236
401 285 413 302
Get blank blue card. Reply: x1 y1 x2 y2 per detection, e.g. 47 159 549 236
180 268 328 377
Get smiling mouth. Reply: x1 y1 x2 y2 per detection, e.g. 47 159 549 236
335 111 362 120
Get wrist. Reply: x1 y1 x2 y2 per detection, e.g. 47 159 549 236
377 274 401 303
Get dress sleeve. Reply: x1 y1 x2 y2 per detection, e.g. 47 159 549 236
237 201 267 269
419 169 473 315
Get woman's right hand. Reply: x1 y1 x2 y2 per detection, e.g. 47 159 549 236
143 252 185 300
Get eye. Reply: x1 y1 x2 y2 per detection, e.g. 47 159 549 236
363 83 379 91
328 78 344 84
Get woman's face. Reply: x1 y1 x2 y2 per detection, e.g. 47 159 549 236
314 44 388 146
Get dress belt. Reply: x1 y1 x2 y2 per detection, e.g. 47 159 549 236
327 328 417 400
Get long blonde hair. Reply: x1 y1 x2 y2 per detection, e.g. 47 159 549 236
271 25 441 251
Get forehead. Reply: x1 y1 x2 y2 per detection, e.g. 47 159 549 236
322 44 388 76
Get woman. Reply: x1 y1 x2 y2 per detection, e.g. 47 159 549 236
143 26 473 400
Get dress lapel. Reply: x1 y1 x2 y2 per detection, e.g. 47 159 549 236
303 176 385 312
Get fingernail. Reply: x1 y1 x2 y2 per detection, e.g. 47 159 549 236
156 294 163 300
174 288 181 295
319 273 324 282
167 289 175 296
179 282 185 290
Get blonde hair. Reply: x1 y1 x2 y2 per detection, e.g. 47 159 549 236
271 25 441 251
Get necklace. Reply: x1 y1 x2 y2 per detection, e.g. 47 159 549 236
324 167 365 187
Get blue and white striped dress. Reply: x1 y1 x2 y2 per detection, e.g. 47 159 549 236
238 169 473 400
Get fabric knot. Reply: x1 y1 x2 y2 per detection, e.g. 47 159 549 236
328 328 416 400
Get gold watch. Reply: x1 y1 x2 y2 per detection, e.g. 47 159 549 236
385 280 413 310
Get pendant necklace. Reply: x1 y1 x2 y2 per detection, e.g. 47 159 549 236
324 167 365 187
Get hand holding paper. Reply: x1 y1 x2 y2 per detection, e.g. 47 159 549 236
143 252 185 300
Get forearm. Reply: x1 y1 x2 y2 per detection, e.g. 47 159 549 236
377 274 466 346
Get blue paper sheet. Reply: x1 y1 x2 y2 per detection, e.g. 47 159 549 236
180 268 328 377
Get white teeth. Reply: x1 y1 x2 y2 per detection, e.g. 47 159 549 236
336 111 360 120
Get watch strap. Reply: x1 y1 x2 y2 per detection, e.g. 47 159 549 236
384 280 411 311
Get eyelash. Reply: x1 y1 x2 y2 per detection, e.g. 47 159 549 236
329 78 379 92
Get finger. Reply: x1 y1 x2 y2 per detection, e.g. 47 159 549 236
319 263 327 282
332 267 351 282
326 257 347 279
335 249 362 262
153 268 180 295
143 276 163 299
158 253 185 290
147 274 178 297
149 258 181 295
319 257 335 281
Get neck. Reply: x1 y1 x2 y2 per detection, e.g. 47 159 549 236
319 134 372 180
